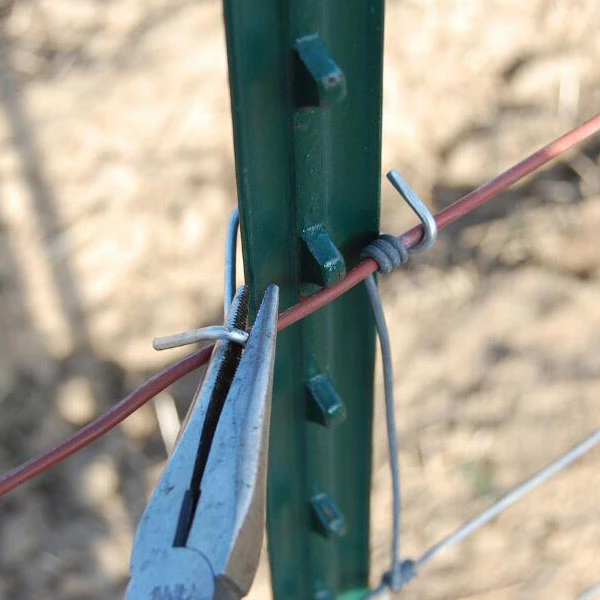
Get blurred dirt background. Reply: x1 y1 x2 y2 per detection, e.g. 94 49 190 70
0 1 599 598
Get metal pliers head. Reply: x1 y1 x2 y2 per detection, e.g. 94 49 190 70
127 285 279 600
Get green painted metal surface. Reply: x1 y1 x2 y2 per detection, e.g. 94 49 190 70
294 33 346 107
306 372 347 429
338 591 371 600
223 1 384 597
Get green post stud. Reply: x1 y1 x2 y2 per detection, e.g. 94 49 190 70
223 1 384 598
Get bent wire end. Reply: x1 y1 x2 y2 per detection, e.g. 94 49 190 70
386 169 438 252
153 325 249 351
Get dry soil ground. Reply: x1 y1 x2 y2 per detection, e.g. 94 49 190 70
0 1 599 599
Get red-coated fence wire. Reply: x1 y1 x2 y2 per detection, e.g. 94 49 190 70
1 112 600 498
279 111 600 329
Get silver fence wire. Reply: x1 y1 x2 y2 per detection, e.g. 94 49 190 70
363 218 600 596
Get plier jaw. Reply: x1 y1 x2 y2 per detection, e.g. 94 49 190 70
127 285 279 600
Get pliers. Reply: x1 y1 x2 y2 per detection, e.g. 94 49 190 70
127 284 279 600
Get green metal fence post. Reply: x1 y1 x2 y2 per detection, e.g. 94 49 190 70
223 2 384 598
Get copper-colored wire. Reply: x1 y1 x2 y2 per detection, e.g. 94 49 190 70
280 111 600 328
1 112 599 498
0 346 213 497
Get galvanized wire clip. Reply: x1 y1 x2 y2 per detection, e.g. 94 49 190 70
386 169 437 252
361 170 438 273
362 170 600 598
361 170 439 598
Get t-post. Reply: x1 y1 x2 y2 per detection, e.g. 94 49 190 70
223 2 384 598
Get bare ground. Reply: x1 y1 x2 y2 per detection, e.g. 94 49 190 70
0 1 599 599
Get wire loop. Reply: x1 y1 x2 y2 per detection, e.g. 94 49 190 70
361 234 408 274
362 170 438 275
386 559 417 591
363 560 417 599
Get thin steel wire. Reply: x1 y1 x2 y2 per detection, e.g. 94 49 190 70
1 112 600 496
365 424 600 595
578 580 600 600
364 275 403 594
386 170 437 252
225 208 239 312
362 171 438 597
412 427 600 577
153 325 248 351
